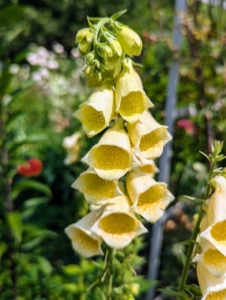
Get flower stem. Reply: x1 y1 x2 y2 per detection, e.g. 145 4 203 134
177 160 216 298
106 247 115 300
94 18 110 46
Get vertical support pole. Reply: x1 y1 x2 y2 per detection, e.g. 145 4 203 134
146 1 187 299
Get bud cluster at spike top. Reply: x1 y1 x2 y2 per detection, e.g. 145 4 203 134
65 11 174 258
195 176 226 300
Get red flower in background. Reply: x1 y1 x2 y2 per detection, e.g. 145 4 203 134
177 119 195 135
17 158 43 177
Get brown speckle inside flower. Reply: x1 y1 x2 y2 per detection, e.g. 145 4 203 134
120 91 146 118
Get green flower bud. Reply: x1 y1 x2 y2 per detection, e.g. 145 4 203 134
79 41 92 55
107 38 122 57
76 28 94 43
116 26 142 56
96 44 113 58
85 51 95 65
130 283 139 296
76 28 94 56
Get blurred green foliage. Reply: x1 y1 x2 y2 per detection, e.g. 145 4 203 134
1 0 226 299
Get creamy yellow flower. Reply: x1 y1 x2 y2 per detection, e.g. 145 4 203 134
197 262 226 299
73 85 115 137
71 168 122 205
198 246 226 278
115 59 153 123
90 193 147 249
126 168 174 222
81 118 140 180
116 26 142 57
200 220 226 256
127 110 172 159
207 176 226 225
65 208 104 258
133 149 159 176
63 132 81 165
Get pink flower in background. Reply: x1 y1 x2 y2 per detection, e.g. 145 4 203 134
17 158 43 177
177 119 195 135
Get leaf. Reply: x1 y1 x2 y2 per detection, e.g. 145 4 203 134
23 197 49 208
36 256 52 275
0 243 7 258
62 264 82 276
199 151 210 161
0 71 12 94
0 22 27 55
12 180 52 200
158 288 178 296
6 111 26 129
63 283 79 293
183 195 204 204
7 211 23 243
0 5 25 28
180 250 187 266
111 9 127 21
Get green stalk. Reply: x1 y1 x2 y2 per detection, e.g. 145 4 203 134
106 247 115 300
94 18 110 46
177 161 216 297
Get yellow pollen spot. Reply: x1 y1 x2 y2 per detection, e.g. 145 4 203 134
211 221 226 241
100 213 136 234
139 164 155 174
81 174 116 200
71 228 98 252
203 249 226 266
138 185 167 209
81 106 105 131
139 128 167 153
206 289 226 300
93 145 130 170
119 91 146 117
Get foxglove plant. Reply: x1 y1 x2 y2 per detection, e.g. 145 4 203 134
65 10 173 298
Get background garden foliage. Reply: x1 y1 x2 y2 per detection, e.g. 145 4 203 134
0 0 226 299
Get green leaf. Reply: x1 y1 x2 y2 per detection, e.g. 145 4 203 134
0 243 7 258
111 9 127 21
0 5 25 28
158 288 178 296
6 111 26 129
0 71 12 94
180 250 187 266
12 180 52 200
7 211 23 243
183 195 204 204
23 197 49 208
62 264 82 276
36 256 52 275
0 22 27 55
63 283 79 293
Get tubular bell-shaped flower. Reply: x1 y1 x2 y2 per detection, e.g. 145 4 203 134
127 110 172 159
71 168 122 205
133 149 159 176
126 168 174 222
73 85 115 137
115 59 153 123
81 118 140 180
115 25 142 57
90 193 147 249
200 220 226 256
198 245 226 278
197 262 226 300
207 176 226 225
65 208 104 258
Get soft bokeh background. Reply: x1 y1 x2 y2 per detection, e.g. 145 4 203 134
1 0 226 299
